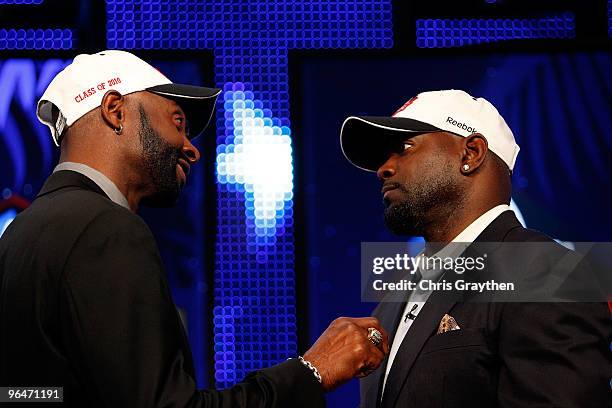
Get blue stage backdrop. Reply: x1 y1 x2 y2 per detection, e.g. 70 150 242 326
416 13 576 48
294 49 611 406
0 59 66 200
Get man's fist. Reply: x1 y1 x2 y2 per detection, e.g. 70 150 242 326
303 317 389 391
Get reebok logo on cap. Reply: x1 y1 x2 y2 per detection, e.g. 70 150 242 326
446 117 477 134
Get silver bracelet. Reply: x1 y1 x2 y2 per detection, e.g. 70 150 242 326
297 356 322 383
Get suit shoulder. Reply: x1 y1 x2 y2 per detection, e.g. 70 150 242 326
2 188 151 257
12 187 124 230
504 224 557 243
61 203 162 283
37 186 125 217
39 187 149 233
503 224 574 256
81 205 153 241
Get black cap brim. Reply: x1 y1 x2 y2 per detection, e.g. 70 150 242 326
340 116 441 172
146 83 222 139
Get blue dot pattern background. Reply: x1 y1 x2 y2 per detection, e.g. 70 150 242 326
416 13 575 48
0 29 73 50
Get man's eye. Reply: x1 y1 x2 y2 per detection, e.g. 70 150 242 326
175 116 185 126
403 143 413 151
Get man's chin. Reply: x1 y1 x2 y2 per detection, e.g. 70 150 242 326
383 203 423 237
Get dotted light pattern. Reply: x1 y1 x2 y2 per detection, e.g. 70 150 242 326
106 0 392 50
416 13 575 48
0 0 43 3
106 0 393 388
212 49 301 388
0 29 73 50
217 82 293 248
609 1 612 38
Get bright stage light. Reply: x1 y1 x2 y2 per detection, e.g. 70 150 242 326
216 82 294 247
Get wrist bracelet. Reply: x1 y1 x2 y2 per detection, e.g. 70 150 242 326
297 356 322 384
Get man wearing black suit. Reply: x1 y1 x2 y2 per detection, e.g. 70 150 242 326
340 90 612 407
0 50 389 407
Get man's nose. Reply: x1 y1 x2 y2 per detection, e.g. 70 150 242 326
183 138 201 164
376 155 397 180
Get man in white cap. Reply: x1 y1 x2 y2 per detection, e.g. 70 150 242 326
0 50 389 407
340 90 611 407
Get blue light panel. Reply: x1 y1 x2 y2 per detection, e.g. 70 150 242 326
416 13 575 48
107 1 392 50
217 83 293 247
0 1 74 50
0 29 73 50
214 82 296 384
609 0 612 38
0 59 68 193
0 0 44 4
107 0 393 388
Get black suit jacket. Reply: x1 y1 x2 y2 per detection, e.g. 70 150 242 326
360 211 612 408
0 170 325 408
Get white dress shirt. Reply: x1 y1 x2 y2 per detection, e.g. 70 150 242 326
381 204 511 396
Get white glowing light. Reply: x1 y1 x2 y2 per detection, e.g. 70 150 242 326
216 85 294 244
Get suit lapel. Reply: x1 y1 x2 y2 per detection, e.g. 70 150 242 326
380 210 523 408
380 288 460 408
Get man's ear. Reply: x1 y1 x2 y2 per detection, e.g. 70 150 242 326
460 133 488 174
100 90 125 133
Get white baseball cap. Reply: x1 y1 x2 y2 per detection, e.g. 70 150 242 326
340 89 520 172
37 50 221 146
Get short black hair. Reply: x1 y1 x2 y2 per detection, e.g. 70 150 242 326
490 151 511 176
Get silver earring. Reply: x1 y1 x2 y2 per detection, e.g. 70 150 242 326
462 164 470 171
114 123 123 135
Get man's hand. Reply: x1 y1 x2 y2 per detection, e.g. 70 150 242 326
303 317 389 391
